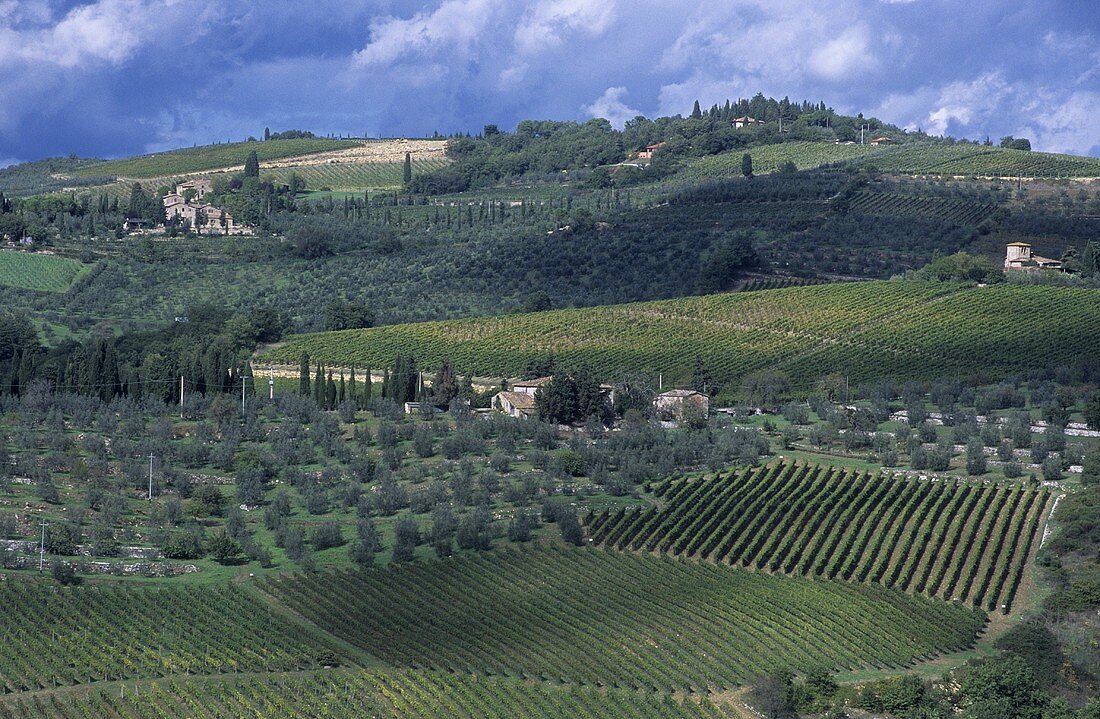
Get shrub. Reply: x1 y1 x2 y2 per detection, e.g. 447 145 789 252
312 521 345 550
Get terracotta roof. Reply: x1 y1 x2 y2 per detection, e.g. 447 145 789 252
497 391 537 409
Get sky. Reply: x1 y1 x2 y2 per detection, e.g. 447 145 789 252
0 0 1097 164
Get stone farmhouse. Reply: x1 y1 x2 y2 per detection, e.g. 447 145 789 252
869 136 895 146
732 117 763 129
1005 242 1062 271
654 389 710 421
637 142 666 160
493 391 538 419
162 180 240 234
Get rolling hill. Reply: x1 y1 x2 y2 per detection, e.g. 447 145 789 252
261 280 1100 392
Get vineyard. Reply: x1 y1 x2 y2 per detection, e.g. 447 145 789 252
0 583 339 692
854 144 1100 178
588 461 1048 613
265 546 986 691
262 281 1100 390
262 156 451 191
848 191 998 225
0 251 86 293
71 138 363 179
0 669 734 719
678 141 881 180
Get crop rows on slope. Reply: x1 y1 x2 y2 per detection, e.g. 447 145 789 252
264 546 986 692
856 145 1100 178
263 157 451 190
0 669 734 719
588 462 1047 613
678 141 882 179
0 251 85 293
848 191 997 225
264 281 1100 390
72 138 363 179
0 583 336 692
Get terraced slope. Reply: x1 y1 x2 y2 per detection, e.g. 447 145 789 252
854 144 1100 178
0 669 734 719
589 462 1049 613
265 546 986 692
0 583 340 692
263 281 1100 390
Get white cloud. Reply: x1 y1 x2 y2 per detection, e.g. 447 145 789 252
514 0 616 54
809 26 876 82
581 86 640 128
352 0 500 67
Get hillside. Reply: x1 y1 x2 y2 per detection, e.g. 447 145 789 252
261 281 1100 391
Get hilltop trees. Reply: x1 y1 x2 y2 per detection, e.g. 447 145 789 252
534 370 607 425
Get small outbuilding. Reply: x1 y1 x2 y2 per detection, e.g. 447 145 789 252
494 391 538 419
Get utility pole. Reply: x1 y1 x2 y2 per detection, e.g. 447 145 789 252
242 375 246 413
148 454 155 501
179 376 185 419
268 369 275 400
39 520 48 572
860 124 868 145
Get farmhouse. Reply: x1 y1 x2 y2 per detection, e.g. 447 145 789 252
163 182 239 234
654 389 710 421
637 142 666 160
869 136 894 146
494 391 537 419
732 117 763 129
1004 242 1062 271
176 179 212 200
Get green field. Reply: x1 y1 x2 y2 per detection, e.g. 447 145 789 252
0 669 734 719
265 546 986 692
0 583 340 692
589 461 1048 613
0 251 85 292
262 281 1100 391
72 138 363 179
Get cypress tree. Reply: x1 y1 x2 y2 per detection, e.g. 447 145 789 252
314 365 324 406
403 152 412 185
363 368 373 406
691 99 702 119
298 352 310 396
244 150 260 178
349 367 357 403
326 371 337 410
339 372 346 404
243 362 256 398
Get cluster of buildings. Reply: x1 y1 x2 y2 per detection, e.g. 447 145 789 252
1004 242 1063 271
161 179 240 234
491 376 710 422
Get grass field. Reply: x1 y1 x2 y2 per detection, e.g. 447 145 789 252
0 669 735 719
262 281 1100 392
265 546 986 692
854 144 1100 178
72 138 363 179
590 461 1048 613
0 251 85 292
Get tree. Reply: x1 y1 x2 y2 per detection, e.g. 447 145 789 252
534 371 607 425
966 438 987 476
750 672 795 719
958 655 1046 719
742 153 753 177
1000 136 1032 151
558 506 583 545
323 300 375 331
206 530 242 564
298 352 310 396
264 127 271 141
431 359 459 409
244 150 260 178
403 151 412 185
1085 390 1100 431
690 100 703 119
697 233 758 292
522 291 552 313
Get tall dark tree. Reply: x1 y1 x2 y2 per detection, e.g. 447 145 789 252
243 150 260 178
263 127 271 141
298 353 310 396
690 100 703 119
403 151 413 185
741 153 753 177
